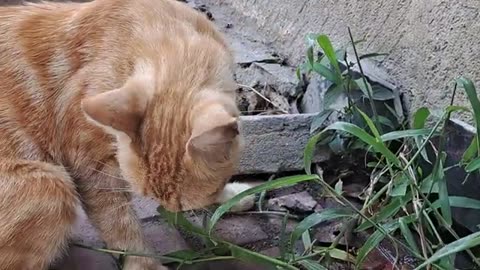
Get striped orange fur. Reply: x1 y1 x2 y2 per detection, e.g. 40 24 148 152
0 0 247 269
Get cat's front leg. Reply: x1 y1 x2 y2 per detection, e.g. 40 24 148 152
76 171 167 270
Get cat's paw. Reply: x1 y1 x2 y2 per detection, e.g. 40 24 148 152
122 256 169 270
216 182 258 212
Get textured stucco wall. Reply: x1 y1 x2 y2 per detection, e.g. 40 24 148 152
205 0 480 121
3 0 479 120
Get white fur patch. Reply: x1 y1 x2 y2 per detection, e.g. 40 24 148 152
216 182 256 212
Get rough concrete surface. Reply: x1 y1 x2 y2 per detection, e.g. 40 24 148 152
238 113 330 174
203 0 480 123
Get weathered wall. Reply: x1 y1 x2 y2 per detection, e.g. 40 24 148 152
3 0 479 120
205 0 480 121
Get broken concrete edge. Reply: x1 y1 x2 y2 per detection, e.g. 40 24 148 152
450 118 476 134
236 113 331 175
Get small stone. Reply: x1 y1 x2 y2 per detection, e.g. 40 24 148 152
53 246 118 270
300 74 332 113
142 219 190 254
260 247 280 257
237 113 331 174
213 216 268 245
267 191 317 212
313 220 346 245
314 204 324 212
235 62 299 102
267 216 299 234
132 196 160 220
229 38 278 65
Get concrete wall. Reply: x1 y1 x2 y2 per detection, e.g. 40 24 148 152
205 0 480 121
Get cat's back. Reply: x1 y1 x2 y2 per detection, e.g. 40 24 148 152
0 0 233 161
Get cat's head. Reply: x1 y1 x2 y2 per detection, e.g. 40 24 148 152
81 59 242 212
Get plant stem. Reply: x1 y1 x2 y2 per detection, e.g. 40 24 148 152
348 27 382 135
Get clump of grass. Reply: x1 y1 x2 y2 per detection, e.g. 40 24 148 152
77 33 480 270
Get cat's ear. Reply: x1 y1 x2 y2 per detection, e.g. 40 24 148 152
187 118 240 163
81 86 148 138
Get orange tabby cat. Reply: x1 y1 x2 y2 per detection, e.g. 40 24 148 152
0 0 254 269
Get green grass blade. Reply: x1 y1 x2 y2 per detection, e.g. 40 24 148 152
301 231 312 254
307 46 314 67
298 260 328 270
399 217 420 255
321 122 400 167
356 107 381 138
290 208 354 246
465 157 480 173
208 175 319 233
354 78 373 99
415 230 480 270
312 63 337 83
380 129 435 142
412 107 432 162
413 107 431 129
449 196 480 209
435 151 452 226
159 206 299 269
462 135 478 163
311 109 333 133
304 131 330 174
355 221 401 269
316 35 342 82
457 77 480 149
230 245 298 270
356 197 404 232
159 207 208 236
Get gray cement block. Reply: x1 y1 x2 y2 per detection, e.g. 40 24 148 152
237 113 330 174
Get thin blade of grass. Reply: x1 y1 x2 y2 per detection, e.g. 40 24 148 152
312 62 337 83
355 221 400 269
457 77 480 154
301 231 312 255
209 175 319 232
413 107 431 129
298 260 328 270
380 129 435 142
307 46 314 67
448 196 480 210
290 208 354 247
356 216 415 269
465 157 480 173
415 230 480 270
356 107 381 138
311 109 334 133
412 107 433 162
462 135 478 163
399 217 420 255
311 121 400 167
356 196 405 232
304 132 330 174
434 151 452 226
316 35 342 82
230 245 298 270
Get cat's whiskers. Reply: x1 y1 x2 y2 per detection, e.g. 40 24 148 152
88 167 128 182
92 159 116 170
95 187 134 193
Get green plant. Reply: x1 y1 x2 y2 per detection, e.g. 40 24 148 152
301 33 480 269
298 32 402 154
75 33 480 270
